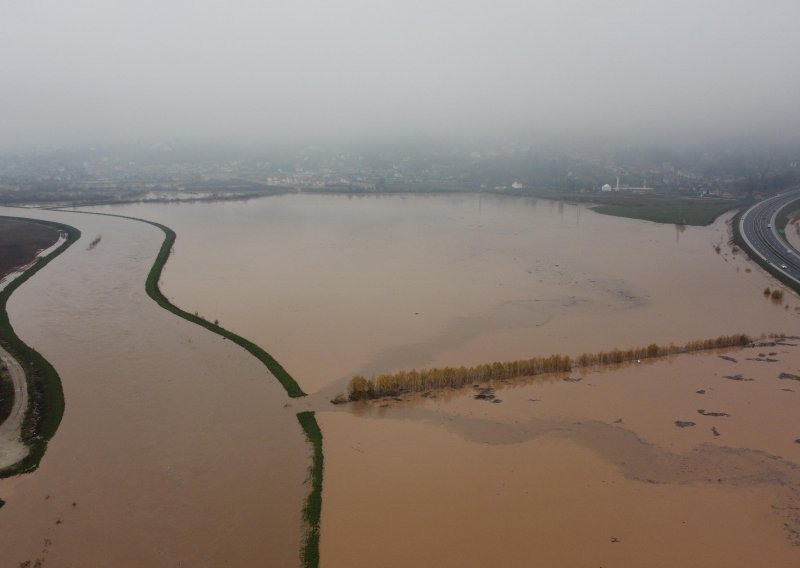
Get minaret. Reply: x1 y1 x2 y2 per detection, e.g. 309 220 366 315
615 175 620 190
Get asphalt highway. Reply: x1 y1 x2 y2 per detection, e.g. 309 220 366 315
738 187 800 288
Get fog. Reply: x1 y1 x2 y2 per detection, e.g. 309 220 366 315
2 1 799 151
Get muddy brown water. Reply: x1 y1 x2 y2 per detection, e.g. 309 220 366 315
0 207 307 567
92 194 800 566
2 194 798 566
99 194 798 396
320 342 800 567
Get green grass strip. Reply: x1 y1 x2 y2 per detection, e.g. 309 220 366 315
0 216 80 478
592 199 741 226
141 220 307 397
296 411 323 568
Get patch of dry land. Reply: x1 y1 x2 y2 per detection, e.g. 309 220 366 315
0 218 60 280
321 339 800 567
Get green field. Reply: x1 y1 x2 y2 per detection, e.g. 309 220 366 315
591 196 742 226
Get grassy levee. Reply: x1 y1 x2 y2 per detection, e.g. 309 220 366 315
296 411 323 568
140 219 307 397
0 217 80 478
733 206 800 296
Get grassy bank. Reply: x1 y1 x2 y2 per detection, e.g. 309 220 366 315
591 196 741 226
504 188 742 226
0 217 80 477
140 220 307 397
348 334 755 400
297 411 323 568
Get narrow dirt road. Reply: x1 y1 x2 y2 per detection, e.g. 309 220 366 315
0 344 28 468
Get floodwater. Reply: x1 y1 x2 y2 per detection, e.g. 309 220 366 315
89 193 800 566
2 193 798 566
0 207 307 567
319 338 800 567
103 194 799 395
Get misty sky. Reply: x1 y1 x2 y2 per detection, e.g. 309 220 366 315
2 1 799 151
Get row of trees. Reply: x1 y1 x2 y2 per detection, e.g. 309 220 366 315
349 354 572 400
348 333 757 401
574 334 753 367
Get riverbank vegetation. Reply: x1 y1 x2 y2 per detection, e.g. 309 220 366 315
349 354 573 400
348 334 756 400
143 220 307 397
0 217 80 477
297 411 323 568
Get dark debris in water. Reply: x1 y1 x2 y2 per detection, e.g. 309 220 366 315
675 421 696 428
473 387 496 401
723 374 754 382
698 409 730 417
719 355 737 363
779 372 800 381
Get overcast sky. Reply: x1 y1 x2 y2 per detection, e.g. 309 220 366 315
2 0 799 151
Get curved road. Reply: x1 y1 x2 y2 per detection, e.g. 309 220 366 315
0 345 28 468
738 187 800 289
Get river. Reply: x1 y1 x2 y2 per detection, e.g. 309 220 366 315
0 207 307 567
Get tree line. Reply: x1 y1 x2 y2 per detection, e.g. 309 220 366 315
348 333 756 401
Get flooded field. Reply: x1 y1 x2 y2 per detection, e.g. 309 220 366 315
319 338 800 567
0 208 307 567
104 194 798 395
2 193 798 567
